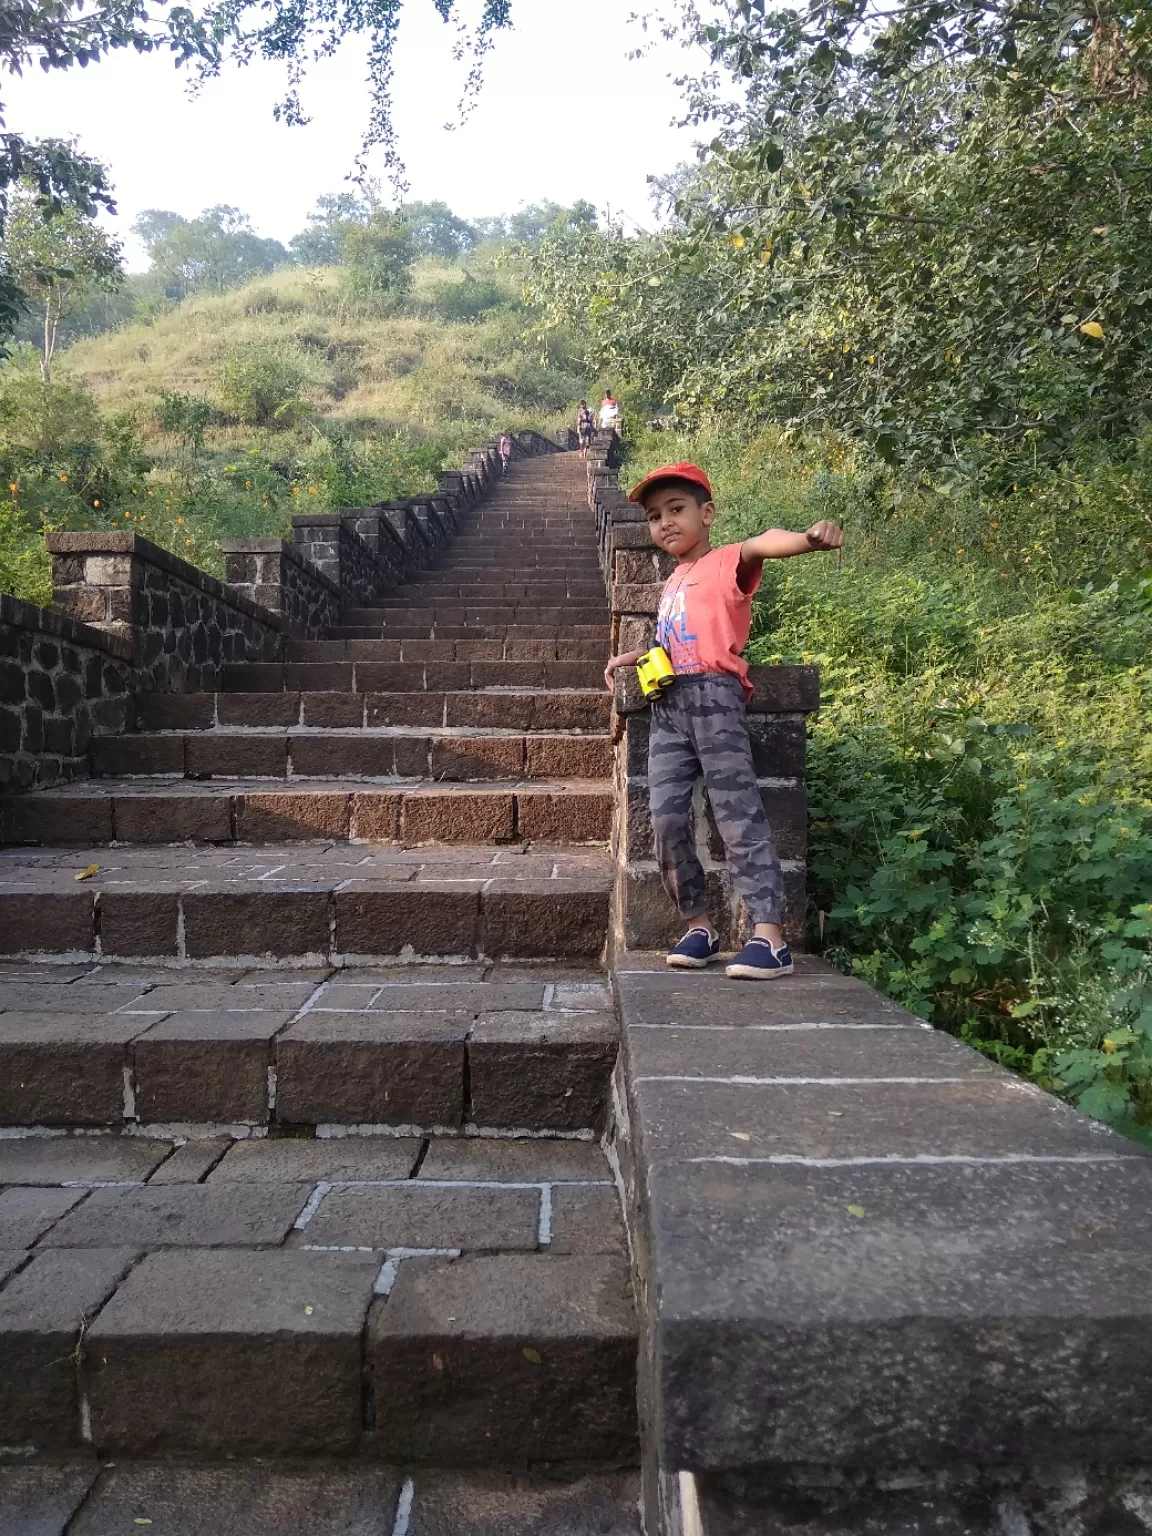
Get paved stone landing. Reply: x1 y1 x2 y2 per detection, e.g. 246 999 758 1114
0 961 617 1130
614 954 1152 1488
0 1122 635 1458
0 1462 641 1535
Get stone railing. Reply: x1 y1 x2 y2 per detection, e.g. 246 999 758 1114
220 538 345 637
0 592 136 791
584 438 817 951
47 532 283 694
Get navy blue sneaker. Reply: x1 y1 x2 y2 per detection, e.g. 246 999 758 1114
666 927 722 970
725 938 794 980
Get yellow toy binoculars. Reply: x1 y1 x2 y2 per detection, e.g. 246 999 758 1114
636 646 676 700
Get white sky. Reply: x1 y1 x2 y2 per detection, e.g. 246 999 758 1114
5 0 703 268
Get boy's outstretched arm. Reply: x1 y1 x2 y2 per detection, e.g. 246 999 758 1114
738 520 844 589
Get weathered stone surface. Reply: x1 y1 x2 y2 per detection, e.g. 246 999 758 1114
482 883 609 959
132 1010 291 1122
549 1185 628 1257
469 1011 617 1130
276 1011 469 1125
0 1012 155 1124
121 980 316 1012
0 1247 138 1448
335 883 478 958
417 1138 609 1183
615 966 925 1030
146 1137 233 1183
40 1182 309 1248
0 1186 85 1246
0 893 93 955
318 980 546 1014
405 1469 641 1536
71 1463 401 1536
304 1183 540 1251
182 890 332 958
208 1135 422 1183
369 1253 637 1462
97 890 180 956
85 1247 379 1454
0 1462 99 1536
0 1136 170 1185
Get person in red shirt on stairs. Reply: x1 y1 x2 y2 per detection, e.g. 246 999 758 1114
604 462 844 979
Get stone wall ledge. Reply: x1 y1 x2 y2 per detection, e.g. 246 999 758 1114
218 538 344 600
614 664 819 717
0 590 132 662
46 533 284 634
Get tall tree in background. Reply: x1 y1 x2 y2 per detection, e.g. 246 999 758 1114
134 206 287 297
342 211 416 300
289 193 375 265
4 182 124 381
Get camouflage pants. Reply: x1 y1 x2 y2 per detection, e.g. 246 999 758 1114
648 673 784 925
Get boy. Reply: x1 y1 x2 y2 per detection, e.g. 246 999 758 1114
499 433 513 476
603 462 844 978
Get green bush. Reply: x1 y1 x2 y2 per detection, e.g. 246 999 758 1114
424 276 508 322
214 345 310 428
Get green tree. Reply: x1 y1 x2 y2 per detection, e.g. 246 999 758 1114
342 211 416 300
397 200 476 258
134 205 287 297
289 192 374 265
4 181 124 382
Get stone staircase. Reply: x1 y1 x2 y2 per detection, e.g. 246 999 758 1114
0 450 641 1531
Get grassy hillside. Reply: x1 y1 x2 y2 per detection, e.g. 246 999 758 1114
0 256 593 602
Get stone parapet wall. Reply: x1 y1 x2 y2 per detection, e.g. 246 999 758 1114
46 532 283 695
220 539 345 637
0 592 135 791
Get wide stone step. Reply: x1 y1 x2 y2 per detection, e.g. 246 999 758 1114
0 961 618 1129
284 638 606 662
0 1119 637 1462
342 607 608 628
0 844 612 959
221 659 606 692
133 688 612 733
0 1461 642 1534
374 583 606 601
2 778 612 845
88 730 613 781
324 624 611 645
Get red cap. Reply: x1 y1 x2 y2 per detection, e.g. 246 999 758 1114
628 461 713 505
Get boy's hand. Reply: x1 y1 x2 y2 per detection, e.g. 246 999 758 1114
604 656 622 692
805 520 845 551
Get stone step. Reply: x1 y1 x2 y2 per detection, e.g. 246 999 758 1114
0 844 612 960
2 779 612 846
0 1121 637 1462
0 962 618 1129
133 688 612 733
324 625 611 645
88 730 613 781
0 1461 642 1535
374 583 606 601
284 638 607 662
221 659 606 692
342 607 608 628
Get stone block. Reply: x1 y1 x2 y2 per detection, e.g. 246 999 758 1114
430 736 524 781
112 794 232 845
0 1011 153 1124
529 692 612 732
746 714 806 778
42 1182 308 1249
304 1183 540 1251
275 1011 469 1125
208 1136 422 1183
185 736 288 778
423 663 473 691
0 1247 138 1448
85 1248 378 1454
335 884 478 958
284 663 353 692
147 1138 234 1184
132 1010 291 1122
401 791 514 845
546 661 605 690
549 1185 629 1257
0 1136 168 1185
355 663 426 692
417 1138 609 1184
444 693 533 731
525 736 613 780
90 737 184 776
482 883 608 959
470 662 543 690
469 1011 617 1130
0 1186 86 1247
216 693 300 727
364 693 445 728
402 1469 640 1536
745 664 821 714
235 792 351 842
182 890 331 959
368 1254 637 1463
289 736 396 777
515 790 612 844
220 664 284 693
0 795 113 845
132 694 215 730
69 1463 401 1536
300 693 363 727
0 1461 99 1536
0 892 94 956
350 792 403 841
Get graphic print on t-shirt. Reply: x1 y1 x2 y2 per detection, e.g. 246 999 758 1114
656 576 703 672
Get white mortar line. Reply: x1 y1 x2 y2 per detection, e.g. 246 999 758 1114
375 1248 461 1297
685 1153 1143 1167
637 1075 970 1086
292 977 333 1020
537 1185 553 1247
679 1472 704 1536
292 1182 330 1229
391 1477 415 1536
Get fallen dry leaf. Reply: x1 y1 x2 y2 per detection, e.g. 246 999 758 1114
730 1131 752 1142
74 864 99 882
846 1205 867 1219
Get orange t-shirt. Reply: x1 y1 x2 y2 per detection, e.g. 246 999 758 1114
655 543 761 702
